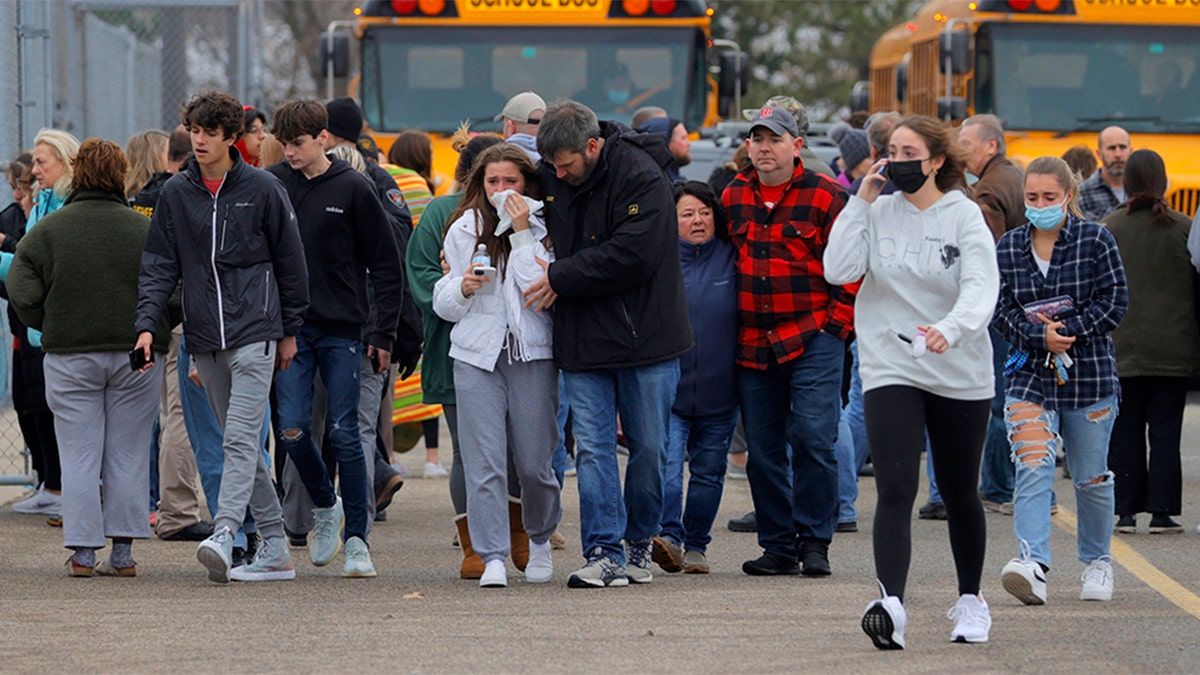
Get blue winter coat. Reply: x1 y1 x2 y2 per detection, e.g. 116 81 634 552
672 236 737 417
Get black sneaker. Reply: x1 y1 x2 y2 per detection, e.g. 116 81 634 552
1149 514 1183 534
918 501 947 521
799 540 831 576
727 511 758 533
285 528 307 548
1115 515 1137 534
836 520 858 533
742 552 800 576
160 520 215 541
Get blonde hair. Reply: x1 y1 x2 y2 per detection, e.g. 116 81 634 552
259 135 284 166
34 128 81 197
1025 156 1084 218
329 144 367 176
124 129 169 198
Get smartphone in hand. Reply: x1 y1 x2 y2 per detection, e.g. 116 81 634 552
129 347 154 371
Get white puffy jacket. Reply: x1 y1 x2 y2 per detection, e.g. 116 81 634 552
433 208 554 372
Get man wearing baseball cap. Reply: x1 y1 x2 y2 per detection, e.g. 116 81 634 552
495 91 546 162
722 105 857 578
742 95 836 179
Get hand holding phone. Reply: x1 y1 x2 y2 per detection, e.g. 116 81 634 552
473 265 497 295
129 346 155 371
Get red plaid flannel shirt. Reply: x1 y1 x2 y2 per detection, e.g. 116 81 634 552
722 162 858 369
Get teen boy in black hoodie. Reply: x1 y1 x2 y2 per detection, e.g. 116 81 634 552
265 99 404 579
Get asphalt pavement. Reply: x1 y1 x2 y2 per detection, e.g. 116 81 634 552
1 399 1199 673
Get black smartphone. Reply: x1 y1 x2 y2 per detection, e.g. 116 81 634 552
370 349 382 373
129 347 154 371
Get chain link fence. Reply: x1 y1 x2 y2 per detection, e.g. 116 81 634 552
0 0 263 486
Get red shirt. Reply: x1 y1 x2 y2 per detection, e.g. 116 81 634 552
203 176 223 195
722 161 858 369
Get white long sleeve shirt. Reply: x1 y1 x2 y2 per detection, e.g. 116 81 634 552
825 191 999 400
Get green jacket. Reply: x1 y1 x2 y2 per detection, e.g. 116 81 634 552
6 190 174 354
405 193 461 405
1103 205 1199 377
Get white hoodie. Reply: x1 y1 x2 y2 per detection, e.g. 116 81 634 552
825 191 999 400
433 208 554 372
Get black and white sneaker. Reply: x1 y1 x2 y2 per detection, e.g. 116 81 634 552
862 581 906 650
568 548 629 588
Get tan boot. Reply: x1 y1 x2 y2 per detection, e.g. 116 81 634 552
454 514 485 579
509 497 530 572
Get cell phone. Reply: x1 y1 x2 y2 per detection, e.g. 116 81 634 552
875 164 887 174
473 265 497 295
473 265 497 277
129 347 154 371
370 349 382 373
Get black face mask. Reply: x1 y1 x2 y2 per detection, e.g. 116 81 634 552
885 159 929 194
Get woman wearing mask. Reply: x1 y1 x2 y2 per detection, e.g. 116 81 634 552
1101 149 1194 535
651 181 738 575
826 115 999 650
994 156 1127 606
433 143 559 588
7 138 172 576
3 129 79 525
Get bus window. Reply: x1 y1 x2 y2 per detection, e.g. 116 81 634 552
410 48 464 89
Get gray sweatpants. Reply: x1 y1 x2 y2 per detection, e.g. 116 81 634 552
454 355 560 562
193 341 285 541
44 352 162 549
282 353 387 536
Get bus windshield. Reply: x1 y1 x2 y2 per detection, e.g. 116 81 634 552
977 23 1200 133
360 25 704 134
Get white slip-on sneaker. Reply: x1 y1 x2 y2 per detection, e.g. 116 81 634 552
480 559 507 588
525 540 553 584
1080 555 1114 601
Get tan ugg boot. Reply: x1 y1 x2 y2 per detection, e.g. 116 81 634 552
509 497 530 572
454 514 485 579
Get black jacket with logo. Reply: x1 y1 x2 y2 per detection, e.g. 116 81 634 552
131 171 173 219
539 121 693 370
136 149 309 353
266 156 404 351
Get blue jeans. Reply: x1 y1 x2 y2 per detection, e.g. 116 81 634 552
1007 394 1118 568
274 327 369 543
836 341 868 523
563 359 679 564
552 372 571 487
660 408 738 553
979 327 1015 503
178 337 269 548
739 331 844 556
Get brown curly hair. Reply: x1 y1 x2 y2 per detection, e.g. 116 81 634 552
71 138 128 196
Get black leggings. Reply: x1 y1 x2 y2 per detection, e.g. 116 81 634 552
864 386 990 601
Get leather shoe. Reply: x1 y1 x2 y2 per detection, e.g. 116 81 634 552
742 552 800 576
159 520 215 541
727 511 757 533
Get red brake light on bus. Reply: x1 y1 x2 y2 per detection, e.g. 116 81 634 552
1034 0 1060 10
390 0 417 14
1008 0 1033 10
418 0 445 14
650 0 677 15
622 0 650 15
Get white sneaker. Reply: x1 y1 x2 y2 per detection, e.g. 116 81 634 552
525 540 553 583
423 462 449 479
1001 540 1047 606
948 594 991 643
12 485 62 516
1080 555 1114 601
861 582 906 650
480 559 507 588
342 536 377 578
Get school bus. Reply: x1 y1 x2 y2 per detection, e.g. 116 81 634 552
326 0 741 193
865 0 1200 216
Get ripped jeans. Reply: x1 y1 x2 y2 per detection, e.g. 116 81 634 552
1005 394 1117 569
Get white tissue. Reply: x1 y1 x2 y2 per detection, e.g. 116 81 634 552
491 189 544 236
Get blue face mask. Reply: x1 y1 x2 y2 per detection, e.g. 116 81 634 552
1025 203 1066 231
607 89 631 105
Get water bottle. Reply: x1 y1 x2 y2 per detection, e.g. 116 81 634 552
472 243 491 268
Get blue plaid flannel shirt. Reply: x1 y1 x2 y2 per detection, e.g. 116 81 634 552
1077 171 1120 222
992 216 1128 410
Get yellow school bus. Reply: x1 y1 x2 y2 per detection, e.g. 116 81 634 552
329 0 736 192
866 0 1200 216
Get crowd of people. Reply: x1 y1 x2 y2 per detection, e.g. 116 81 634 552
1 83 1198 651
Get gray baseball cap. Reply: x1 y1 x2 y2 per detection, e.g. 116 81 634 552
747 106 799 138
742 95 810 136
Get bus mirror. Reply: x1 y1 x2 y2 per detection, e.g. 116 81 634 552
718 51 750 98
850 81 870 112
939 31 969 75
896 63 909 103
320 33 350 78
937 96 967 121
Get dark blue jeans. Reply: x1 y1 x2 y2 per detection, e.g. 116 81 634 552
660 408 738 553
979 326 1015 503
738 332 844 558
274 326 369 543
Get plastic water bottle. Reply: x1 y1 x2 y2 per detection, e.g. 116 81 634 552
472 243 491 268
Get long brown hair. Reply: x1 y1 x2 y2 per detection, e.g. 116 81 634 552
893 115 967 193
1123 149 1172 225
445 143 540 276
388 130 435 193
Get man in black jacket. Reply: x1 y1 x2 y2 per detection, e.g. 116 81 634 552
529 100 693 588
266 98 404 580
136 90 309 584
131 126 191 219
